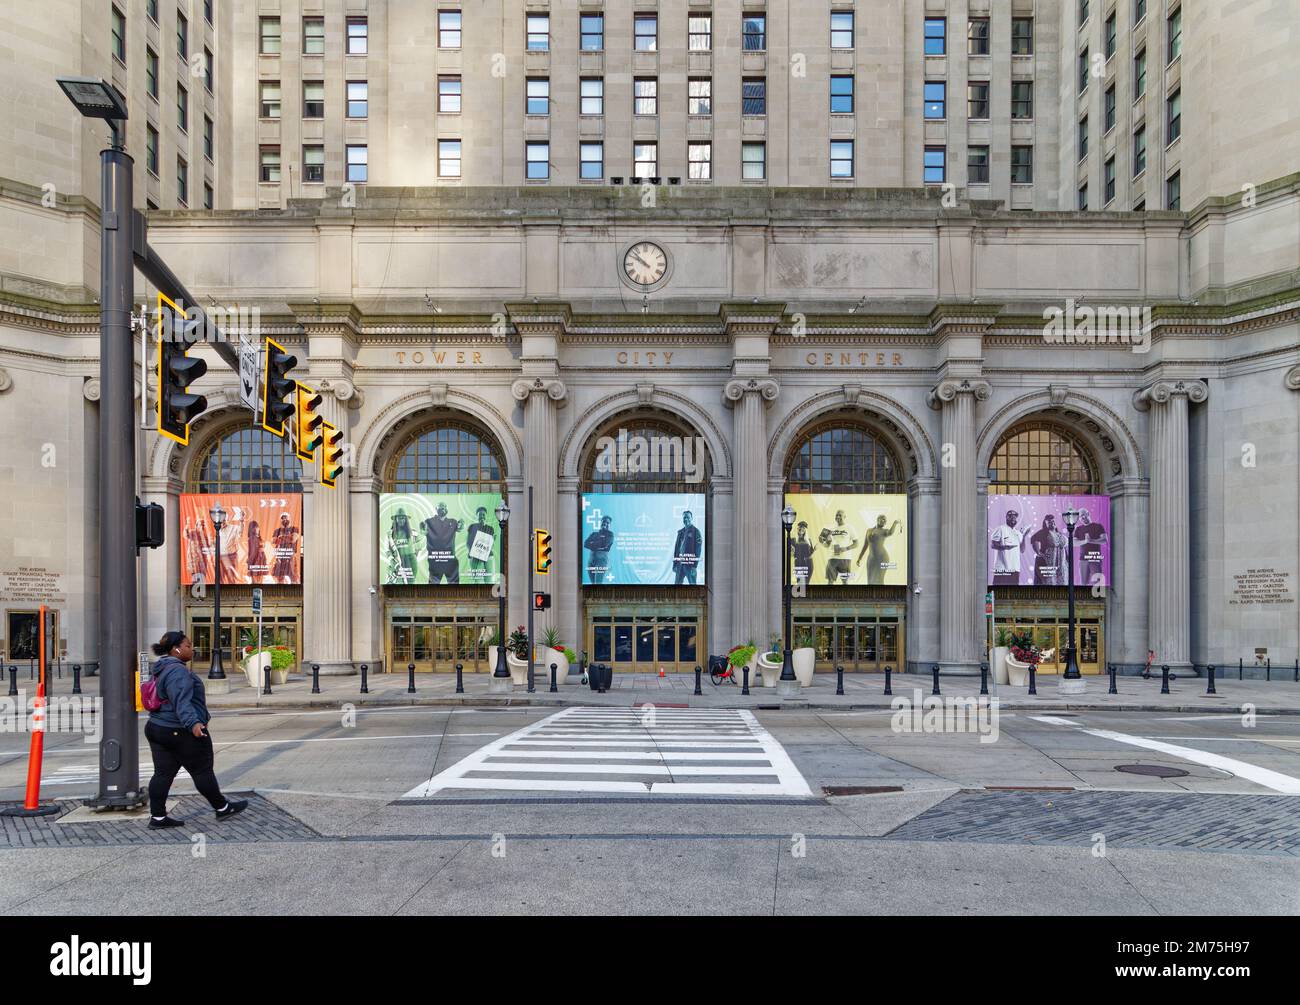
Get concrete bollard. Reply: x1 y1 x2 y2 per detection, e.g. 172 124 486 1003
311 663 320 694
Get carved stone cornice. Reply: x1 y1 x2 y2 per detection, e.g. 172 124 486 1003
1132 378 1210 411
722 376 780 407
511 376 568 404
926 378 991 410
1286 365 1300 391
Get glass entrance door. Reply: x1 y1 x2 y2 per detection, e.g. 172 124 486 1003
388 612 495 671
997 616 1103 673
798 614 903 672
188 610 300 672
589 614 702 672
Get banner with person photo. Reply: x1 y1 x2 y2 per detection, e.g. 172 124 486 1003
379 493 503 585
580 493 706 586
782 494 908 586
179 493 303 585
986 494 1111 588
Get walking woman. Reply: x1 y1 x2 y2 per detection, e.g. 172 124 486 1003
145 631 248 829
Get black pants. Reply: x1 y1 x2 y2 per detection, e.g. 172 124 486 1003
145 720 227 817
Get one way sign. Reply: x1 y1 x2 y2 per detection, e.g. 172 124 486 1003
238 338 260 417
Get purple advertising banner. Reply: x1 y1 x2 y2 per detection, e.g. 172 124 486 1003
987 494 1111 588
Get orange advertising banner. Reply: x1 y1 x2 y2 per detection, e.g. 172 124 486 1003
180 493 303 585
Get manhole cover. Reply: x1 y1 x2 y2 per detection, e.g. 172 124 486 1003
1115 764 1189 778
823 785 904 796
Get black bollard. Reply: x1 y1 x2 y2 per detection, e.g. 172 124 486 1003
930 664 940 696
883 664 892 696
979 662 989 696
360 663 369 694
549 662 558 693
1238 657 1243 681
311 663 321 694
1028 664 1037 695
407 662 416 694
7 665 16 697
1266 658 1271 682
741 666 750 696
73 663 82 696
1108 663 1118 694
694 665 702 696
1160 663 1170 694
836 664 845 696
455 662 464 695
29 659 34 681
1206 664 1217 695
57 656 63 679
262 662 273 696
1294 658 1298 683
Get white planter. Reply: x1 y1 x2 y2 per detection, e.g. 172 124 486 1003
1006 654 1033 687
506 652 530 686
991 646 1010 685
756 652 782 688
793 647 816 687
242 653 270 690
538 646 570 686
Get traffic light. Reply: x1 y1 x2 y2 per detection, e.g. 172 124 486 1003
534 529 552 574
532 592 551 611
261 336 297 437
294 383 324 462
320 421 344 488
156 293 207 445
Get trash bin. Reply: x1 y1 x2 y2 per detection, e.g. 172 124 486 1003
587 662 612 693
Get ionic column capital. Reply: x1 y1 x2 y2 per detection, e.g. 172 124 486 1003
926 378 991 410
1285 365 1300 392
722 376 780 407
511 376 568 404
1132 378 1209 411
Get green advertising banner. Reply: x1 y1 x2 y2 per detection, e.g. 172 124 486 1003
379 493 503 585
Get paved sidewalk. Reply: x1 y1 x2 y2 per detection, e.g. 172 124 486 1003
29 666 1300 714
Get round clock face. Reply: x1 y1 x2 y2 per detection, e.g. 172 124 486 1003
623 242 668 287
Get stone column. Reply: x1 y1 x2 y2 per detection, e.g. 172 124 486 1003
927 378 990 671
511 376 567 639
723 377 779 647
349 476 381 668
1134 378 1208 672
908 476 942 673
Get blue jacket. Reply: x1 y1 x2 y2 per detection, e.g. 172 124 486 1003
148 657 210 730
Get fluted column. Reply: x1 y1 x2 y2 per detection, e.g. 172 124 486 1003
512 376 567 637
1135 379 1208 671
927 378 990 670
724 377 779 647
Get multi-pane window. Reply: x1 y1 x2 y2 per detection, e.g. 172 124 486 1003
439 139 462 177
203 183 213 209
204 0 212 24
1166 170 1180 209
526 142 549 180
177 83 188 131
635 14 657 51
303 81 324 118
303 17 324 55
1134 198 1145 211
303 145 324 183
830 11 853 49
438 76 461 113
259 146 280 183
347 18 368 55
1133 126 1146 176
439 11 461 48
176 156 188 204
830 75 853 114
1078 115 1089 159
968 81 990 119
580 13 603 50
968 18 990 55
1167 7 1182 63
1011 145 1033 183
989 424 1098 496
830 140 854 178
1135 0 1148 24
633 142 657 179
1134 48 1147 98
260 17 280 54
346 144 368 183
743 142 767 179
203 115 213 160
1012 17 1034 55
1011 81 1033 119
1104 84 1116 131
347 81 368 118
1079 0 1090 24
923 146 945 184
689 14 712 50
634 78 657 115
1166 89 1181 143
260 81 280 119
177 11 188 58
112 6 126 63
1104 156 1116 204
1083 180 1094 208
967 145 989 184
147 0 158 21
742 13 766 51
527 78 549 116
923 18 945 55
146 49 159 98
204 48 213 92
580 78 603 115
688 141 712 180
786 425 903 494
742 78 766 115
146 125 159 175
527 14 549 51
1105 11 1117 58
1079 47 1090 92
196 426 305 494
923 81 945 119
580 142 603 179
388 424 502 494
688 78 711 116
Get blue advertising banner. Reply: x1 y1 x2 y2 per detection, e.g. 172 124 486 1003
580 493 706 586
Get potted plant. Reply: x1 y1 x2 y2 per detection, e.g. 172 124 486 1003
241 645 270 690
1005 630 1054 687
991 627 1013 685
792 627 816 687
505 625 531 686
539 627 570 685
756 634 783 688
728 642 759 687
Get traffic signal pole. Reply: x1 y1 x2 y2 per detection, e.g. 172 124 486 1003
527 486 535 692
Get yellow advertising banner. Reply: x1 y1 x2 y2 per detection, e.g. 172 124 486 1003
783 494 908 586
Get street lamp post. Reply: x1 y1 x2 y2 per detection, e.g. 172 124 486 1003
209 501 227 681
491 500 511 693
777 505 799 698
1060 506 1086 694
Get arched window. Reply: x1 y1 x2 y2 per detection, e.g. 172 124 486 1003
581 415 710 493
989 422 1099 495
385 420 504 493
192 425 303 493
785 421 904 493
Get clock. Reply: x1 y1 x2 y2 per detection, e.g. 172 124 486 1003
622 241 668 287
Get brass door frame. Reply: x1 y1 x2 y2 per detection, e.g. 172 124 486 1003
995 614 1104 674
585 610 705 673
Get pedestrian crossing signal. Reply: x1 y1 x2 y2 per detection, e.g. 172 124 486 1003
534 529 552 574
532 592 551 611
320 422 344 488
294 383 324 462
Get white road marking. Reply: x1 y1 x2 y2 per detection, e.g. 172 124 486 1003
211 732 501 746
1029 716 1300 794
401 707 813 797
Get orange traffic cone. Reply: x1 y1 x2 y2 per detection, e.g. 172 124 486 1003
658 666 666 678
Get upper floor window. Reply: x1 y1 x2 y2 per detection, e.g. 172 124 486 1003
146 48 159 98
689 14 712 51
786 423 903 494
347 81 368 119
923 146 945 184
439 11 461 49
1079 47 1090 92
346 144 368 184
347 18 368 55
923 81 945 119
1104 84 1116 131
1011 145 1033 184
581 142 604 179
581 77 603 115
1078 115 1089 159
204 48 213 93
195 426 304 493
581 13 603 51
260 81 281 119
303 145 325 183
742 77 766 115
1079 0 1090 24
634 77 657 116
527 14 549 51
203 115 213 160
439 139 462 177
1133 125 1147 176
923 17 945 55
1011 81 1033 120
1167 7 1182 63
260 17 280 55
742 13 766 51
303 17 324 55
1134 48 1147 97
112 7 126 63
525 141 550 180
303 81 324 118
203 183 213 209
1011 17 1033 55
439 75 462 113
831 140 854 178
635 14 657 52
688 78 711 116
147 0 158 22
1134 0 1147 24
967 145 989 184
146 125 159 175
1166 89 1181 143
990 423 1098 495
830 11 853 49
1104 11 1117 58
830 75 853 114
633 142 657 179
204 0 212 25
744 141 767 179
1104 156 1116 204
1166 170 1180 210
688 141 711 180
968 18 990 56
526 78 549 116
968 81 989 120
177 83 188 131
176 155 188 205
177 10 188 59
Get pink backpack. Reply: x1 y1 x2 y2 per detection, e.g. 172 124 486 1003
141 667 168 713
